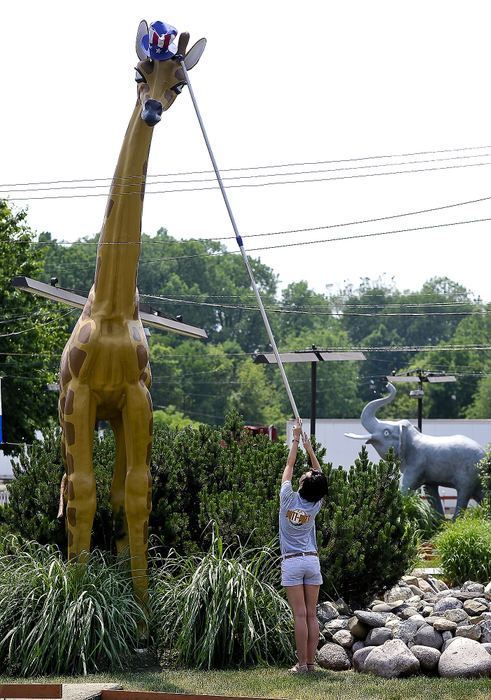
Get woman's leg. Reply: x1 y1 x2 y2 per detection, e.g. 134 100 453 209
304 584 320 666
285 584 308 666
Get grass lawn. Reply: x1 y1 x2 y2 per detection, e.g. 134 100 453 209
1 668 490 700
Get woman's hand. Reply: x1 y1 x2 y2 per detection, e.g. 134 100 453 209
292 420 302 442
302 431 312 451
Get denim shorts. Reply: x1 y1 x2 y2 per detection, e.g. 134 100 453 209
281 554 323 586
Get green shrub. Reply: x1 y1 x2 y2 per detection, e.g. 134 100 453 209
150 526 294 669
434 509 491 585
4 414 419 611
317 447 419 609
6 425 115 551
402 489 444 541
478 443 491 515
0 537 145 675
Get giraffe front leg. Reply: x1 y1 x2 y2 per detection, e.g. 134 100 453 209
62 383 97 560
123 383 153 611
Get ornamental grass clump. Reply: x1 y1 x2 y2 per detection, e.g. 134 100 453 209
0 537 146 676
402 489 444 541
434 509 491 585
150 527 294 669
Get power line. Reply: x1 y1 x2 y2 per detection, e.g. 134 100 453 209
3 143 491 189
6 159 491 202
6 152 491 196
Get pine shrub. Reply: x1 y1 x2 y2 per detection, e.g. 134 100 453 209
434 509 491 584
478 443 491 516
317 447 419 609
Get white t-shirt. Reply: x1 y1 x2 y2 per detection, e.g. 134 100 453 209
279 480 322 556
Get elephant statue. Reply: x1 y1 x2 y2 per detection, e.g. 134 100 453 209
346 382 484 518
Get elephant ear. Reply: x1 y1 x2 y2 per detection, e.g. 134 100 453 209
398 423 408 470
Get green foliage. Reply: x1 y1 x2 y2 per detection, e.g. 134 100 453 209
150 410 293 553
153 406 203 430
5 426 115 551
401 489 444 541
0 201 69 451
150 526 294 669
478 443 491 515
2 416 419 613
0 537 145 676
317 447 419 609
434 509 491 584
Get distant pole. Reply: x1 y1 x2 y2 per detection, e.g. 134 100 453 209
0 377 3 444
310 361 317 437
417 373 423 433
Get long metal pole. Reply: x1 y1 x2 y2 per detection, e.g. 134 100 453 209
179 58 300 421
310 361 317 437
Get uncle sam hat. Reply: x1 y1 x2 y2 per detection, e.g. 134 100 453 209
141 21 178 60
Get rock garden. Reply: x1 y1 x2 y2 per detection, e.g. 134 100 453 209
317 574 491 678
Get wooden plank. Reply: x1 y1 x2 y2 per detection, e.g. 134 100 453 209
102 691 287 700
0 685 62 699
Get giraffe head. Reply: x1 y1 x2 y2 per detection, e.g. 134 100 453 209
135 20 206 126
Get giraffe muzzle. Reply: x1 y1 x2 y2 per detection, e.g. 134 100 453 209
142 99 163 126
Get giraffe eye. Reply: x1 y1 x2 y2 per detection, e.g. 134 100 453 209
135 68 147 84
171 81 186 95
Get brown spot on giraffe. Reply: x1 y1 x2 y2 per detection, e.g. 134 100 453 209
136 345 148 370
68 480 75 500
64 388 74 415
68 530 74 547
69 347 87 377
78 323 92 344
67 507 77 527
147 472 152 488
68 551 77 561
133 304 139 320
66 452 74 475
60 354 71 387
64 422 75 446
141 59 154 75
139 371 148 385
60 395 66 415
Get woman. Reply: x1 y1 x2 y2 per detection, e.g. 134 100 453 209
279 421 328 672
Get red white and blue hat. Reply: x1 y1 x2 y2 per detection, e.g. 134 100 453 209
141 21 178 60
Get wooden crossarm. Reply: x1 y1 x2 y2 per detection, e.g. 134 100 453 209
102 691 288 700
0 685 62 699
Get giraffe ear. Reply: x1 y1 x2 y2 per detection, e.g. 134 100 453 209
136 20 149 61
184 38 207 70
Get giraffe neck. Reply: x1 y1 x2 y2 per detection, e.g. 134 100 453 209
91 102 154 320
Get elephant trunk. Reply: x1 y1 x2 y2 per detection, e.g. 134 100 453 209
360 382 397 433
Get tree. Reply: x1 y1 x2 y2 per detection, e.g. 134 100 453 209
0 201 69 451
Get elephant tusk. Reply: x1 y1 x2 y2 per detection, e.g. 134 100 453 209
345 432 373 440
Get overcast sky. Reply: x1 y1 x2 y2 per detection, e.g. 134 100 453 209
2 1 491 301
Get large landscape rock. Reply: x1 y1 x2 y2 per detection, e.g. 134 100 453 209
317 642 351 671
363 639 420 678
438 637 491 678
410 644 441 671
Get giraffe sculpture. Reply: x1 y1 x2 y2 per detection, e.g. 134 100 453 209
58 21 206 608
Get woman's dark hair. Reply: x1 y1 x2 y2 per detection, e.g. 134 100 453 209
299 469 328 503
